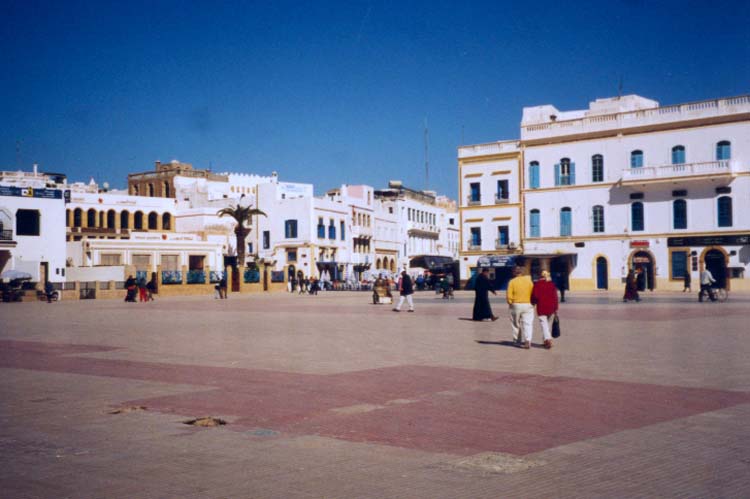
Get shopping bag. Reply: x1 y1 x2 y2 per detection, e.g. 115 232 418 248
551 314 561 338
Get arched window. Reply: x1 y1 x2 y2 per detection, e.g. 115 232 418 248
131 185 139 195
65 209 71 227
591 154 604 182
717 196 732 227
163 181 171 198
631 150 643 168
107 210 116 229
148 183 155 197
147 212 158 230
716 141 731 161
134 211 144 230
73 208 82 228
631 202 644 231
673 199 687 229
529 209 540 237
671 145 686 165
555 158 575 186
87 209 97 228
560 207 572 236
99 211 106 228
529 162 540 189
376 258 382 269
592 205 604 233
162 213 172 231
120 210 130 229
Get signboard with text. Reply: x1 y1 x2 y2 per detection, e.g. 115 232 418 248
0 186 63 199
667 234 750 247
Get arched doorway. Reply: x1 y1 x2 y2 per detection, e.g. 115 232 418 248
704 249 727 289
596 257 608 289
632 251 654 291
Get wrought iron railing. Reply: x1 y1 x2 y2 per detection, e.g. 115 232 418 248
0 229 12 241
186 270 205 284
244 269 260 283
161 270 182 284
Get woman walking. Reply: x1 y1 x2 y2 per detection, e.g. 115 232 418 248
531 270 559 349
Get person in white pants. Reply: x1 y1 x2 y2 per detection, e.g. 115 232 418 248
393 270 415 312
506 266 535 349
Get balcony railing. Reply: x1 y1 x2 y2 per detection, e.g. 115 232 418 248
0 229 12 241
458 140 520 158
621 160 746 182
467 243 482 251
466 196 481 206
495 240 509 250
494 195 510 204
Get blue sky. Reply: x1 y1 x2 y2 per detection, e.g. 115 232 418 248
2 0 748 197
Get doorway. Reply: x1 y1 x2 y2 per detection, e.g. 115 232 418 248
632 251 654 291
704 249 727 289
596 257 608 289
40 262 49 284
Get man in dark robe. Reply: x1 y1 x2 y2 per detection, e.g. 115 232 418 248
473 268 498 321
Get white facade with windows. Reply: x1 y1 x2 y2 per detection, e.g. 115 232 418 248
460 94 750 291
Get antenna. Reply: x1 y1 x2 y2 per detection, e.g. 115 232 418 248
423 118 429 191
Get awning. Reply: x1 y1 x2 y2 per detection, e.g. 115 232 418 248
409 255 455 270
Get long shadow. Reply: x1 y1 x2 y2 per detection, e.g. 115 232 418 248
476 340 546 349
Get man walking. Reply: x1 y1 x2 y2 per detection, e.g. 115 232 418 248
393 270 415 312
507 266 534 349
699 267 716 302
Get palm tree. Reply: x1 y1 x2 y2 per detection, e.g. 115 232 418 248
217 196 266 268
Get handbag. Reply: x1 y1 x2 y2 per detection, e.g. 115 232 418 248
551 314 561 338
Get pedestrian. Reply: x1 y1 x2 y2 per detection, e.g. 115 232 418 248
682 269 691 293
531 270 559 349
124 275 137 302
472 268 498 321
146 273 157 301
44 281 56 303
553 270 568 302
507 266 534 349
289 276 297 294
393 270 415 312
623 269 640 302
219 275 228 299
137 275 148 302
699 267 716 302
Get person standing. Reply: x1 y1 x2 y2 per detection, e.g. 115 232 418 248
507 266 534 349
472 268 498 321
124 275 137 302
137 275 148 302
146 274 157 301
393 270 415 312
623 269 640 302
682 269 691 292
699 267 716 302
553 270 568 303
531 270 559 349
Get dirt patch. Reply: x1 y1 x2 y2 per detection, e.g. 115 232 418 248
451 452 545 474
183 416 227 427
108 405 147 415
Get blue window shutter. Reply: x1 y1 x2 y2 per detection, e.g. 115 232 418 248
554 164 560 186
530 164 539 189
570 162 576 185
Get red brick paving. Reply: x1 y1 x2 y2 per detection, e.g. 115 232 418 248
2 339 748 456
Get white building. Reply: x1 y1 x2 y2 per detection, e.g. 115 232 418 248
459 93 750 291
0 169 67 283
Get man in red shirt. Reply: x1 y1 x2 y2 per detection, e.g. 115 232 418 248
531 270 559 349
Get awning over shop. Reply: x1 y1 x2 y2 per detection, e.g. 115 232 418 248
409 255 455 270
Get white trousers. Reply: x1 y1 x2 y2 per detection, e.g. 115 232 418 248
538 314 553 341
509 303 535 342
396 294 414 311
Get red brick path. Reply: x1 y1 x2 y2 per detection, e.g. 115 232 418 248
2 339 748 456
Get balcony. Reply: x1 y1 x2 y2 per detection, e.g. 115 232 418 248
0 229 13 241
466 196 481 206
458 140 520 159
495 239 508 250
494 195 510 204
467 243 482 251
620 160 747 184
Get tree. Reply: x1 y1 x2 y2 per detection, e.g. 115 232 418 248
217 197 266 268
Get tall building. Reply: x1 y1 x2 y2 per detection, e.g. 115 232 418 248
459 93 750 291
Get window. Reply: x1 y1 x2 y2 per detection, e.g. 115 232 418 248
529 209 540 237
162 213 172 230
148 212 158 230
671 145 686 165
287 249 297 262
247 242 253 254
120 211 129 229
328 219 335 239
717 196 732 227
631 202 644 231
87 209 97 227
470 227 481 247
469 183 480 203
262 230 270 249
560 207 572 236
134 254 153 270
671 251 688 280
592 154 604 182
163 182 171 198
529 162 540 189
317 217 325 238
134 212 144 230
716 141 731 160
673 199 687 229
631 150 643 168
496 180 509 202
592 205 604 233
555 158 575 186
16 209 40 236
73 208 82 228
284 219 298 238
497 226 509 246
159 254 176 270
340 220 345 240
100 253 121 266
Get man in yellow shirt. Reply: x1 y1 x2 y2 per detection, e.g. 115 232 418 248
506 266 535 349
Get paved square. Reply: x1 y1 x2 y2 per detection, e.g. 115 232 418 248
1 290 749 498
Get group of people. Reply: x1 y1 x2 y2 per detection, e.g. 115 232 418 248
472 266 559 350
289 276 322 295
124 274 156 302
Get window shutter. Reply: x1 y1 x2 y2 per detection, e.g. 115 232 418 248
530 165 539 188
570 162 576 185
554 164 560 186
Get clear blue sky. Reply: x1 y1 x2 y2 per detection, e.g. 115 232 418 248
2 0 748 198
